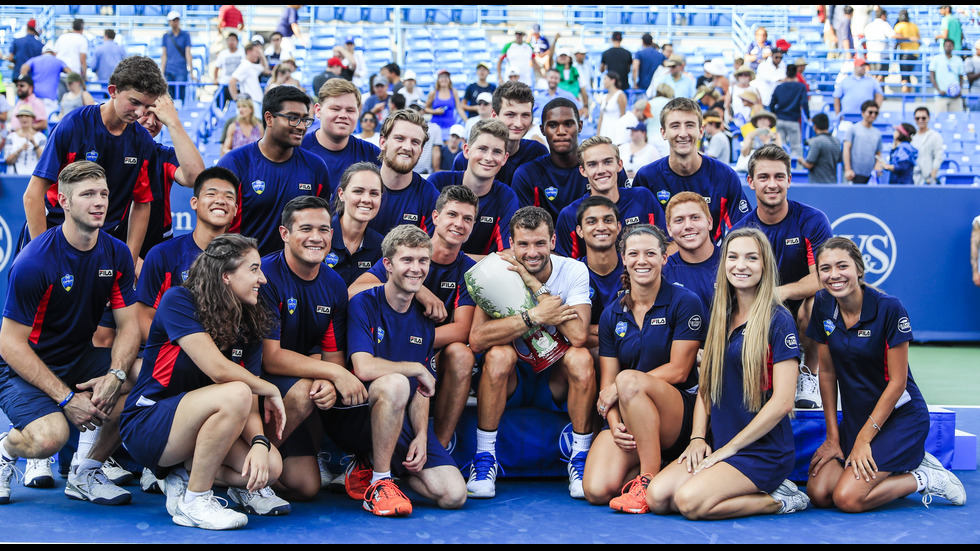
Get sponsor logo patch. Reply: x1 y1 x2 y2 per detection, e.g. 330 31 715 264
98 270 114 278
857 330 872 337
61 274 74 292
316 305 331 314
376 327 385 343
650 317 667 326
85 150 99 162
785 237 800 245
898 317 911 333
688 315 702 331
251 180 266 194
615 321 628 337
409 336 423 345
287 297 297 315
656 190 671 204
325 252 339 267
738 199 749 213
299 183 312 191
123 157 138 165
823 319 835 336
784 334 798 349
544 186 559 201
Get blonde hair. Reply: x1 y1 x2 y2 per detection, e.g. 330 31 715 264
700 227 783 412
317 77 362 109
235 96 261 127
577 135 620 166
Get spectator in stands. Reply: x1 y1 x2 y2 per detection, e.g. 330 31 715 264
836 6 855 57
702 114 730 162
8 75 46 132
161 11 193 103
355 112 380 147
621 122 664 177
798 113 842 184
228 42 271 112
754 42 788 108
535 68 582 120
737 111 783 171
646 83 674 137
217 5 244 38
654 54 696 100
966 40 980 111
5 19 43 78
406 100 441 175
930 39 965 112
311 57 344 98
863 9 894 83
266 60 303 93
264 32 285 71
0 95 9 152
463 91 493 139
58 73 96 121
379 63 403 95
425 69 467 140
463 62 496 116
701 59 730 97
736 90 764 137
339 36 365 88
893 9 921 94
633 33 665 92
91 30 126 83
214 33 244 103
437 124 466 172
555 50 588 117
222 96 263 155
601 31 633 89
650 43 674 88
597 72 627 140
276 5 305 52
573 47 595 106
529 24 553 79
842 100 883 184
725 66 758 127
793 58 810 91
770 64 810 159
53 18 88 99
695 86 721 113
879 123 918 185
4 106 46 175
498 29 534 86
910 106 944 185
613 98 654 146
398 70 424 107
833 58 883 117
19 44 69 116
935 5 962 49
745 27 773 70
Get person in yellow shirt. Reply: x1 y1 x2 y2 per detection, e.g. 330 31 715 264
893 9 921 94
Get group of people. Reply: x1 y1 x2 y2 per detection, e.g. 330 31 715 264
0 48 967 533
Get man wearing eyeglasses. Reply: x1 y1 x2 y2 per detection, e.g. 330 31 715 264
218 86 331 256
228 42 271 113
841 100 883 184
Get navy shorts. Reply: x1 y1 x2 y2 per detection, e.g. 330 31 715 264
473 355 568 413
120 392 186 476
0 346 112 430
261 374 316 458
320 402 456 476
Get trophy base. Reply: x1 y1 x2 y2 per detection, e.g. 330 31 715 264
516 332 571 373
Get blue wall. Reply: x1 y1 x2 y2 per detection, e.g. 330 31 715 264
2 176 979 341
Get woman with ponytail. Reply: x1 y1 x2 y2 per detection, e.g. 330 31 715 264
582 224 705 513
120 234 289 530
326 162 385 286
646 227 810 519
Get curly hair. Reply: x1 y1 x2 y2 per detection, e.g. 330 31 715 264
182 234 272 350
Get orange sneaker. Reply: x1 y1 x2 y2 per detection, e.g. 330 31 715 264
609 473 652 514
344 458 372 500
362 478 413 517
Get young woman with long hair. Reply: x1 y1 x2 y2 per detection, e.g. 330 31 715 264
327 162 385 286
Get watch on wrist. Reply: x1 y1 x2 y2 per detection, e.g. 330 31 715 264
108 369 127 382
534 285 551 298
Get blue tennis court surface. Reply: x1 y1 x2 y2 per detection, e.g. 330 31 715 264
2 406 978 544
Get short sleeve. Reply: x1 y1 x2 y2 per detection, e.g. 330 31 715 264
109 241 139 309
559 259 592 308
881 296 914 348
597 307 618 358
2 258 50 327
768 306 802 365
669 289 707 342
157 288 208 344
346 293 377 360
805 292 830 344
257 280 284 341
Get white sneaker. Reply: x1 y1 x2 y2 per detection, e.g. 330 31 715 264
227 485 292 516
327 455 353 494
917 452 967 507
140 467 164 494
65 466 132 505
0 453 19 504
567 451 587 499
771 479 810 514
101 456 134 486
794 364 821 409
173 490 248 530
24 458 55 488
165 470 189 516
466 452 499 498
317 452 335 489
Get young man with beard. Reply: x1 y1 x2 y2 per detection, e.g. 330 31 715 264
452 81 547 186
301 78 381 196
555 136 663 259
732 144 833 408
428 119 519 257
465 206 595 501
367 109 440 235
218 85 331 256
351 185 480 449
632 97 750 244
512 99 628 223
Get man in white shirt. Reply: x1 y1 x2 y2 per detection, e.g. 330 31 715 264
53 18 89 100
228 42 270 110
498 30 534 86
214 33 244 103
754 48 787 108
397 70 424 106
863 8 895 82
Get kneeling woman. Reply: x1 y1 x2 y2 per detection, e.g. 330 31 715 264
805 237 965 512
582 225 704 512
121 234 289 530
646 227 810 519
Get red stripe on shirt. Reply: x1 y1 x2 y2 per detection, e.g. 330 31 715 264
569 230 581 259
152 341 181 387
714 197 730 242
230 184 243 233
152 273 174 309
883 341 890 382
321 319 339 353
487 218 503 254
133 160 154 203
533 188 541 208
109 271 127 309
805 237 815 266
29 285 54 345
163 162 178 227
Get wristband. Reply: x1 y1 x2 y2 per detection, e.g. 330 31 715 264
690 436 706 442
251 435 271 450
58 391 75 408
868 415 882 432
520 310 533 328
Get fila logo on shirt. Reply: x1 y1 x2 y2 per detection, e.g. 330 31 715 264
357 261 373 268
441 282 456 289
231 348 243 358
650 317 667 326
98 270 114 278
299 183 312 191
857 330 872 337
785 237 800 246
403 214 419 222
625 216 640 225
316 305 331 314
124 157 138 165
409 336 423 345
480 216 495 224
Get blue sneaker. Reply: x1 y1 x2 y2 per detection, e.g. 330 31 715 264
567 451 587 499
466 452 500 498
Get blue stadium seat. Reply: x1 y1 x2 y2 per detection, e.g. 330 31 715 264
402 8 435 24
457 8 479 24
480 6 508 25
362 7 392 23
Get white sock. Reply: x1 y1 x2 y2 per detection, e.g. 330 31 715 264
72 427 99 468
911 469 928 492
476 429 497 457
371 470 391 485
571 432 593 456
183 488 207 504
0 435 17 461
